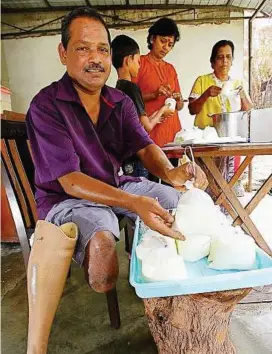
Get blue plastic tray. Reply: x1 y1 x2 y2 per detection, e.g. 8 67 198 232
129 218 272 298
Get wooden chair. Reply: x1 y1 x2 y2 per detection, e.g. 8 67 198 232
1 116 134 330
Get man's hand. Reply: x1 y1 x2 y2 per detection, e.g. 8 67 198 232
133 196 185 241
166 162 208 190
204 85 222 98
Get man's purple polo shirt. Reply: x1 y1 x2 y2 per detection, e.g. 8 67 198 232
26 72 153 219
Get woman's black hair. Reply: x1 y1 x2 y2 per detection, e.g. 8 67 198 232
147 17 180 50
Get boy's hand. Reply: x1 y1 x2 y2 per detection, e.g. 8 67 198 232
162 104 175 117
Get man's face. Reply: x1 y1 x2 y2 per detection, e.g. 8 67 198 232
128 53 141 78
212 45 233 76
151 35 175 59
58 17 111 93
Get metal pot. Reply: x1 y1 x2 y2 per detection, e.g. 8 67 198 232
209 111 250 140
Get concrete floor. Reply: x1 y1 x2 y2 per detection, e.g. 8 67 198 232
2 233 272 354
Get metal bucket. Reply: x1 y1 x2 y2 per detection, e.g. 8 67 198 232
210 111 250 140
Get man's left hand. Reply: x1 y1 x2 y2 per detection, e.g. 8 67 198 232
166 162 208 190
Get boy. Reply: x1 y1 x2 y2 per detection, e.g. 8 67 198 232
112 35 171 176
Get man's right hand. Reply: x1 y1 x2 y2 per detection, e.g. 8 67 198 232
133 196 185 241
204 85 222 98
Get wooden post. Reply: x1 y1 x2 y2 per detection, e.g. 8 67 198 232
144 288 251 354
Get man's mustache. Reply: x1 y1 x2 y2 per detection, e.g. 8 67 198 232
84 63 105 72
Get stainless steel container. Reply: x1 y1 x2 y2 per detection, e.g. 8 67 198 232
210 111 250 140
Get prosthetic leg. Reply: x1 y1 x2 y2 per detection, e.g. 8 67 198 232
27 220 78 354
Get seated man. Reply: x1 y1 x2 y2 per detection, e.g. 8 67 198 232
26 7 207 353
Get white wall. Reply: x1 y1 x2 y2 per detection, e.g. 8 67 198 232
2 20 244 129
250 108 272 142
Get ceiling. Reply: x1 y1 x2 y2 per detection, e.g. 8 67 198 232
1 0 272 16
2 0 270 39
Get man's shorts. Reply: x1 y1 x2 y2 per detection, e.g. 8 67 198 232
45 178 181 266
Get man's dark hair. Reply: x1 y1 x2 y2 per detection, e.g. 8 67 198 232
111 35 140 69
147 17 180 50
210 40 235 64
61 7 111 49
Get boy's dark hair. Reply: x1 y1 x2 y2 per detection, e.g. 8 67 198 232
61 7 111 49
210 40 235 64
111 35 140 69
147 17 180 50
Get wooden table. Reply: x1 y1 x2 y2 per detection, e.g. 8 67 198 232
163 142 272 257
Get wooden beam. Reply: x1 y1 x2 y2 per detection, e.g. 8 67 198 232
250 0 269 21
0 4 257 14
215 156 253 206
233 174 272 227
44 0 53 7
202 156 272 256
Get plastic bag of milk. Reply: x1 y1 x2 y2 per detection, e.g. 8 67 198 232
208 233 256 270
142 248 187 282
177 234 211 262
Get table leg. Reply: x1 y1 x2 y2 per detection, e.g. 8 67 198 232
201 156 272 256
196 158 250 235
233 173 272 227
215 156 253 206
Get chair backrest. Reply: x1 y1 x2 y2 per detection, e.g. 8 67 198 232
1 118 38 231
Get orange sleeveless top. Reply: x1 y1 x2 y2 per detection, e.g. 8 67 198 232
134 54 181 147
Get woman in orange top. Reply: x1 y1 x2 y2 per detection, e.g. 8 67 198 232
134 18 184 148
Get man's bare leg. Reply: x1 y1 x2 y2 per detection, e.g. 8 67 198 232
84 231 119 293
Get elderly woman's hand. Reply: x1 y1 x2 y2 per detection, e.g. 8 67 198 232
166 162 208 191
204 85 222 98
236 85 246 99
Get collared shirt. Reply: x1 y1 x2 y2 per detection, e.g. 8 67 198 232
26 72 153 219
189 73 242 129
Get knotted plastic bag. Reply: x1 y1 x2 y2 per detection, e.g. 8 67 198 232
173 188 225 237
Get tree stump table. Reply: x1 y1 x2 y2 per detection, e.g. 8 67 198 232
144 288 251 354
